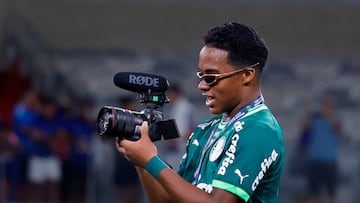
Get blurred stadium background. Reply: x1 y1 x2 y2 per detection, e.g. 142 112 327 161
0 0 359 202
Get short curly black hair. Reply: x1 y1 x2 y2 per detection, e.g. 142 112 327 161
203 22 268 72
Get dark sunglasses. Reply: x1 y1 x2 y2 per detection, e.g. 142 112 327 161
196 62 259 86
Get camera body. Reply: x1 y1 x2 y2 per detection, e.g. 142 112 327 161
96 72 180 142
97 105 179 141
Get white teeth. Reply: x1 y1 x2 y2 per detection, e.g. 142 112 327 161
206 97 213 106
204 94 214 106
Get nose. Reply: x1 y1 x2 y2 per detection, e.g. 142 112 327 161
198 80 210 91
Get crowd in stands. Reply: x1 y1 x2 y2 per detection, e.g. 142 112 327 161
0 60 96 202
0 57 198 203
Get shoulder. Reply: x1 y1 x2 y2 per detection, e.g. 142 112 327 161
195 115 222 131
243 106 281 131
239 107 284 149
187 115 221 141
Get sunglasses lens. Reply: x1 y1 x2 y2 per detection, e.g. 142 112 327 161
204 76 216 85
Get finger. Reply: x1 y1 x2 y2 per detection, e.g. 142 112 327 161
115 137 124 148
117 146 126 154
115 141 126 153
123 154 130 161
115 137 121 146
140 121 150 141
115 138 127 153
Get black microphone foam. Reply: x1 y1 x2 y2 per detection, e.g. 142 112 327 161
113 72 169 93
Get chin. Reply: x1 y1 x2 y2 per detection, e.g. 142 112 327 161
209 107 222 115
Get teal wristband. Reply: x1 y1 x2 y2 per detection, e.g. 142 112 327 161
145 156 169 179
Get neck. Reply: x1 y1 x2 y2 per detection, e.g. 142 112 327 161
227 89 262 118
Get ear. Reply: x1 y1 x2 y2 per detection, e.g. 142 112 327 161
242 68 256 84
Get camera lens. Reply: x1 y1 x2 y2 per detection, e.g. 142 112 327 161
97 106 144 140
97 107 114 136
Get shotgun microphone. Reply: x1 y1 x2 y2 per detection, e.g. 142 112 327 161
113 72 169 93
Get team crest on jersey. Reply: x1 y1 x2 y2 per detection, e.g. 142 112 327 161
234 121 245 132
209 137 226 162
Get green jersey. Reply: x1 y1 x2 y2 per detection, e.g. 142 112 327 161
178 104 285 202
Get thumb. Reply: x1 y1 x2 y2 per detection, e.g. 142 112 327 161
140 121 151 141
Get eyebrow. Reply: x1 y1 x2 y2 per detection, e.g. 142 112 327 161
198 66 220 73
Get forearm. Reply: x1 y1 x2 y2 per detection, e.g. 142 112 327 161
157 168 207 203
135 166 172 203
138 156 238 203
137 162 211 203
156 168 237 203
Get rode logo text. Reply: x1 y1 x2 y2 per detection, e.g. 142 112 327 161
129 75 159 87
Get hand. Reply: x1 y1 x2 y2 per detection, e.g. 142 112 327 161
115 121 158 168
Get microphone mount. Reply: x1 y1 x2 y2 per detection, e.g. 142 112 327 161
139 89 169 109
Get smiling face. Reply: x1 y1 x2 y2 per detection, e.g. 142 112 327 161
197 46 249 117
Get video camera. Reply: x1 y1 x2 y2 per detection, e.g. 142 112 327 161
96 72 180 142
